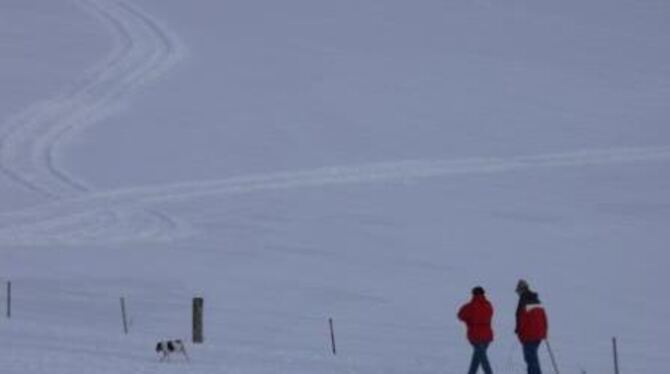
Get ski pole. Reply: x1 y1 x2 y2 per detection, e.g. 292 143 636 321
545 339 560 374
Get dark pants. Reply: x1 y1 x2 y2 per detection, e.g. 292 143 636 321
468 342 493 374
522 341 542 374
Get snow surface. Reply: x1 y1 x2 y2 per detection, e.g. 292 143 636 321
1 0 669 372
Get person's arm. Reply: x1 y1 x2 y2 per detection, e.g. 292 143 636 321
458 303 469 323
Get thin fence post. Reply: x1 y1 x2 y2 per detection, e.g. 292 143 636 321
612 337 620 374
329 317 337 355
120 297 128 334
193 297 204 343
6 281 11 319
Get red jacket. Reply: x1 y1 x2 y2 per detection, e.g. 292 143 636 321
517 304 548 343
458 295 494 343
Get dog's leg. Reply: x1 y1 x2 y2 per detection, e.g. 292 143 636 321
180 346 190 363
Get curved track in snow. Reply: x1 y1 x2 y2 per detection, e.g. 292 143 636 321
0 0 183 198
1 1 669 246
0 0 186 243
1 145 669 246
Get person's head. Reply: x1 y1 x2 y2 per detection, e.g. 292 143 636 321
515 279 529 294
472 286 485 296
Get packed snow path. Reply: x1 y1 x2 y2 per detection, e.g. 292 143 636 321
0 0 183 198
1 145 670 245
0 0 186 242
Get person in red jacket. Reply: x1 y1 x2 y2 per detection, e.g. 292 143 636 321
458 286 494 374
515 280 548 374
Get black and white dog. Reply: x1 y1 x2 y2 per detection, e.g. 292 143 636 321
155 339 189 362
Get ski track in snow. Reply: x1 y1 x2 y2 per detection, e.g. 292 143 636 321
1 145 670 246
1 1 669 246
0 0 186 244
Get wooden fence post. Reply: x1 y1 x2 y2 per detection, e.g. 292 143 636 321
120 297 128 334
193 297 204 343
329 317 337 355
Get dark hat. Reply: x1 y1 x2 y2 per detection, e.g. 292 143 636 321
516 279 529 293
472 286 485 296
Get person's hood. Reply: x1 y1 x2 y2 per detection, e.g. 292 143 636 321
524 291 541 305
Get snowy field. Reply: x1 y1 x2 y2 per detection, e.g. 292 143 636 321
1 0 669 372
